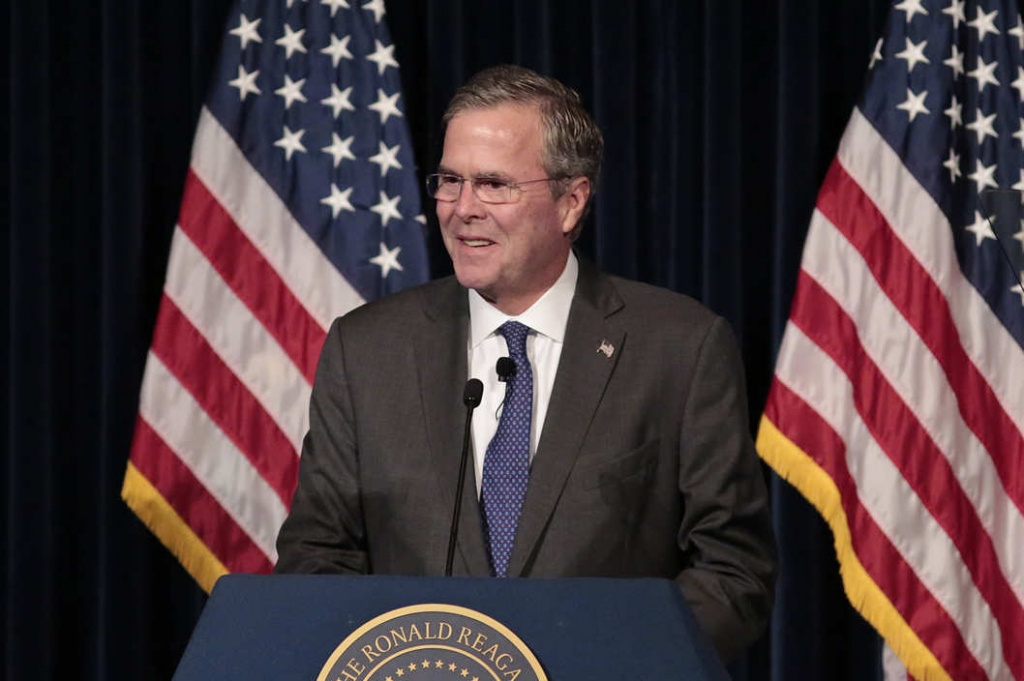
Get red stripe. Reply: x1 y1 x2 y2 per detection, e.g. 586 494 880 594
149 294 298 507
764 382 986 680
817 160 1024 517
129 416 274 574
177 170 326 384
791 272 1024 676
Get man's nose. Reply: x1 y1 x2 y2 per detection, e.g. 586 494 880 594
453 180 485 219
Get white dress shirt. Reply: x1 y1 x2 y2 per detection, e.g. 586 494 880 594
467 252 579 494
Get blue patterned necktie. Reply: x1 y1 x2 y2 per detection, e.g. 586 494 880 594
481 321 533 578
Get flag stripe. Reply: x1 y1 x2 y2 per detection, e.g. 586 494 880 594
837 109 1024 444
818 156 1024 519
762 384 980 681
773 320 1006 678
129 418 274 574
177 169 325 383
189 107 364 331
163 227 310 453
149 293 299 507
790 270 1024 677
137 351 286 561
801 208 1024 609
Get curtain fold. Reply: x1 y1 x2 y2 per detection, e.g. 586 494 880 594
5 0 899 678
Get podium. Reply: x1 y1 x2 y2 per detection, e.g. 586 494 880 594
174 574 730 680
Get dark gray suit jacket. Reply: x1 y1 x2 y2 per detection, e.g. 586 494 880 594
276 259 776 662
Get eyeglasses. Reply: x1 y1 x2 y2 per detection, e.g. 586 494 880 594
425 173 559 205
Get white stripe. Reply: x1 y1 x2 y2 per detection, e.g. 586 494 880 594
164 227 310 453
189 107 365 331
837 107 1024 440
137 352 284 562
773 321 1009 680
802 210 1024 609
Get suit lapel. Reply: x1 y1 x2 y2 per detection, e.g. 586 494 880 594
416 280 491 576
508 261 625 576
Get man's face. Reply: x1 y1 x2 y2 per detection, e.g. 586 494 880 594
436 103 588 315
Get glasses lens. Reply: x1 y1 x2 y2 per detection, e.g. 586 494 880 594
429 175 461 201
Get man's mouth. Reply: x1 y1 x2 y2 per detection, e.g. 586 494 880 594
460 238 494 247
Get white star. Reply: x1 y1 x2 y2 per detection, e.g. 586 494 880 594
968 56 999 92
321 0 350 17
943 44 964 78
896 88 930 121
1010 20 1024 50
321 34 353 67
895 0 928 22
869 38 883 69
363 0 386 23
322 133 356 167
370 191 402 226
274 75 307 109
943 149 961 182
228 65 260 100
1014 118 1024 147
369 242 403 278
942 0 966 29
366 39 399 75
229 14 262 49
966 111 998 144
944 95 962 129
968 160 998 192
1015 223 1024 252
321 184 355 217
322 83 355 118
369 88 403 124
415 214 427 225
369 141 403 176
895 38 930 72
275 24 307 59
274 126 307 160
1011 276 1024 306
286 0 308 6
965 211 996 245
1014 176 1024 195
1013 66 1024 99
968 7 1000 42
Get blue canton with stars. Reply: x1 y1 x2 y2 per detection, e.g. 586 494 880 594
205 0 428 301
862 0 1024 347
481 322 534 579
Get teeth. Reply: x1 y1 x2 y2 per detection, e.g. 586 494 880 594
463 239 491 247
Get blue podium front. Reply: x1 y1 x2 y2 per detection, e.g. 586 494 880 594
173 574 730 680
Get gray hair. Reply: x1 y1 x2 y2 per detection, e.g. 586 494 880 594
443 65 603 238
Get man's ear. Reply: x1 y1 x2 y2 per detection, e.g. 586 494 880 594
560 177 591 235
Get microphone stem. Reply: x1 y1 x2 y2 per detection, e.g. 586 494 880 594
445 402 475 576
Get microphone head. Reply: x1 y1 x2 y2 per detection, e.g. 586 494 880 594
496 357 516 382
463 378 484 408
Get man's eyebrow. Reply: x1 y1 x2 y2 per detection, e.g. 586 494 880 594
434 166 513 182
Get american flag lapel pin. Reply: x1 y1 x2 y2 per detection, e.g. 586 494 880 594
597 339 615 358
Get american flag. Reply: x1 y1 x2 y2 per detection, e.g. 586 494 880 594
757 0 1024 678
121 0 428 592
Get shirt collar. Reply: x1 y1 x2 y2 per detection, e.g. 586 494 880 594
468 251 579 348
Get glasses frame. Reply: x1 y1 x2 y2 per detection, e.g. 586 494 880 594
425 173 561 205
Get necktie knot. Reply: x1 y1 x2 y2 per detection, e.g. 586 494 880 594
499 321 530 359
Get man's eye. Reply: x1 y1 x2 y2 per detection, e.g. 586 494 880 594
439 175 462 186
477 179 508 190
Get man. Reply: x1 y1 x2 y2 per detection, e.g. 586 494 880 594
276 64 775 662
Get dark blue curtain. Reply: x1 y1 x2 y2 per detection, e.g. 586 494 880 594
5 0 908 678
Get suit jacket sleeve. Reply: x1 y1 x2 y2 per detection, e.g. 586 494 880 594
275 317 368 574
674 316 776 662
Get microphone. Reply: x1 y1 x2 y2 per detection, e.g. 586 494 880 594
496 357 515 382
446 378 484 576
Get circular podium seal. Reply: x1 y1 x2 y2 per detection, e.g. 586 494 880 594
317 604 547 681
